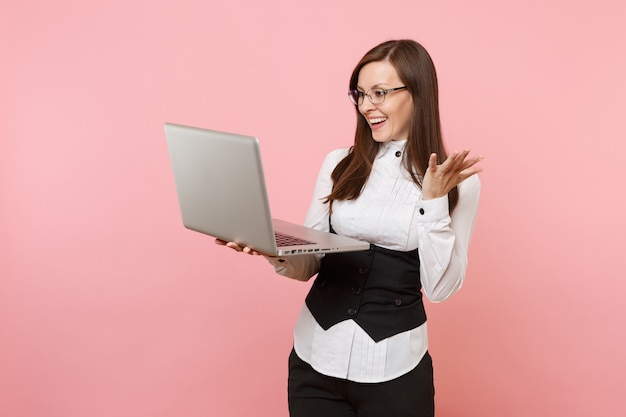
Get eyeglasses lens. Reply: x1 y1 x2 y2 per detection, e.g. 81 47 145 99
348 90 361 105
370 89 386 104
348 89 390 105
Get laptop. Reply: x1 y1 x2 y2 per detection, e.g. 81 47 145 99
164 123 370 256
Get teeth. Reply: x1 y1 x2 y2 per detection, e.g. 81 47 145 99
370 117 387 124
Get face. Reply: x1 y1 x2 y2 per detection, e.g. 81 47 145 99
356 61 413 143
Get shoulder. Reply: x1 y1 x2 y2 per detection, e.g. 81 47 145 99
324 147 351 163
320 147 351 171
457 174 481 203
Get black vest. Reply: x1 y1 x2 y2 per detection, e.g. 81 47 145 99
305 244 426 342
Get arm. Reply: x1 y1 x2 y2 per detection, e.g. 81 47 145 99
214 238 321 281
416 174 481 302
214 150 344 280
264 149 349 281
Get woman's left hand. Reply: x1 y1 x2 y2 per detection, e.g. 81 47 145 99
421 150 483 200
214 238 265 256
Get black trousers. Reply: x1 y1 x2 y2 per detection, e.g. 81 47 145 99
288 349 434 417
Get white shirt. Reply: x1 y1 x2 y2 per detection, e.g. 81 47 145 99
267 140 481 382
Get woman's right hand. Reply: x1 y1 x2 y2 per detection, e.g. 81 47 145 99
214 238 265 256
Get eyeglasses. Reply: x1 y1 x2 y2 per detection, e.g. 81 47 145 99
348 86 407 106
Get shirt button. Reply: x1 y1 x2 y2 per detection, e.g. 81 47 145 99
347 308 357 316
358 266 368 275
395 298 403 306
419 208 425 215
395 150 401 157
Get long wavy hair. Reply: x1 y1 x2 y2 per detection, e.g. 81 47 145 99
325 39 459 213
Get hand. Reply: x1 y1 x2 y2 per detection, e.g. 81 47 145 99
421 150 483 200
214 238 265 256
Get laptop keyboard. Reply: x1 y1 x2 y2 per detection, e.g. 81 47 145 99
274 232 315 247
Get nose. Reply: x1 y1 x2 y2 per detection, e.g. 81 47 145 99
359 97 376 112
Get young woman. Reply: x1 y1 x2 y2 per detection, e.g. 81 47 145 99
218 39 482 417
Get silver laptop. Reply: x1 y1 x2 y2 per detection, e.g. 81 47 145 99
164 123 369 256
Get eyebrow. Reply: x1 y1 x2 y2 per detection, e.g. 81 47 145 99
356 83 390 91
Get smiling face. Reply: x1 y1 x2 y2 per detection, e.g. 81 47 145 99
356 60 414 143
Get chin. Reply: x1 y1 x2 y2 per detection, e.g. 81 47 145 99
372 136 393 143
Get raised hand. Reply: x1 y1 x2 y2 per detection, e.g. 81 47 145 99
421 150 483 200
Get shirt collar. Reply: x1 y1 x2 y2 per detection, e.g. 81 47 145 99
376 139 408 159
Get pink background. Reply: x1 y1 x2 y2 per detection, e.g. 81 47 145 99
2 1 625 416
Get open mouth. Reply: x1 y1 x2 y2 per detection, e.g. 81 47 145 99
369 117 387 125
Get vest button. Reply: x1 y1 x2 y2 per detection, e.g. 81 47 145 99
358 266 368 275
352 287 362 295
347 308 357 316
394 298 402 306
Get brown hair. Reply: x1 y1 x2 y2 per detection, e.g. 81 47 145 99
326 39 459 212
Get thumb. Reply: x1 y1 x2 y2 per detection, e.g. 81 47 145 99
428 153 438 170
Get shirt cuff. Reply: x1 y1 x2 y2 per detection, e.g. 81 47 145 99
415 195 449 222
263 254 322 281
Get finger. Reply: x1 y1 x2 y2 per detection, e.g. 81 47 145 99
449 149 470 169
459 166 483 180
438 152 481 185
458 149 472 163
459 155 484 171
428 153 438 170
435 151 460 173
443 150 476 174
243 247 265 256
459 157 484 179
225 242 243 251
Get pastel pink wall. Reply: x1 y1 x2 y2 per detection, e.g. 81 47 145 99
2 1 625 416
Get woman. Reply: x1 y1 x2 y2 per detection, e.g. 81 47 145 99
218 39 482 417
